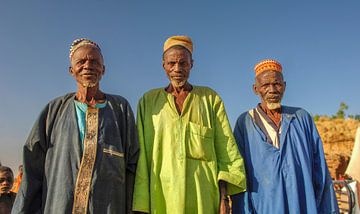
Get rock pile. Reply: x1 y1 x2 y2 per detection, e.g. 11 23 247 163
315 117 359 179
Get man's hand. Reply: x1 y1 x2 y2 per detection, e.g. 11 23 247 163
219 196 230 214
219 180 230 214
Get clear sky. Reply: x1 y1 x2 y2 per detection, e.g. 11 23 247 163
1 0 359 173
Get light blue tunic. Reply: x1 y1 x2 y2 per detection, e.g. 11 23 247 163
74 100 107 150
231 106 339 214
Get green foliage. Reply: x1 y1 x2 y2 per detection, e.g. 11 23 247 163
313 114 320 121
314 102 359 121
349 114 360 121
356 115 360 121
335 102 348 119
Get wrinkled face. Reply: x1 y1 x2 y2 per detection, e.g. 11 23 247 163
0 172 13 194
163 47 193 88
253 70 286 110
69 45 105 88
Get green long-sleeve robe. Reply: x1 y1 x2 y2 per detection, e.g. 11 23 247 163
133 86 246 214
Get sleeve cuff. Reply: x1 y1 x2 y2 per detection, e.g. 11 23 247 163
218 171 246 195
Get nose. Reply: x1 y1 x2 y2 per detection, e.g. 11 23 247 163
173 63 181 72
268 84 277 92
83 60 93 69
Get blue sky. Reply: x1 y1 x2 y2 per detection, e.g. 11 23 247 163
1 0 359 172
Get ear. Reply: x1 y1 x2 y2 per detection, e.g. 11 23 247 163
69 66 74 76
162 60 165 69
283 81 286 89
252 84 258 95
102 65 106 75
191 59 194 68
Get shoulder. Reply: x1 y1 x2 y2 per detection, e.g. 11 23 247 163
235 111 252 126
105 94 135 116
38 93 75 117
192 86 229 111
192 86 223 105
105 93 130 106
141 88 165 99
282 105 311 117
138 88 168 106
282 105 314 124
193 85 219 96
47 93 75 107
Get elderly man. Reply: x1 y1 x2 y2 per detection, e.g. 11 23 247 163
132 35 246 214
0 166 16 214
12 38 139 213
231 59 339 213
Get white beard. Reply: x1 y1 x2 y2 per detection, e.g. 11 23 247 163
171 80 186 88
266 102 281 110
82 82 97 88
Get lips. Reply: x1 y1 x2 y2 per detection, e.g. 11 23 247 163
268 97 280 100
82 73 96 77
81 73 99 81
267 94 280 98
172 76 184 80
266 97 282 104
0 186 10 191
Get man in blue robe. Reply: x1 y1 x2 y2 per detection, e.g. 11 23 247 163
12 39 139 214
231 59 339 213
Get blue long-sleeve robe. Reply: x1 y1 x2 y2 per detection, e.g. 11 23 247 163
231 106 339 214
12 93 139 214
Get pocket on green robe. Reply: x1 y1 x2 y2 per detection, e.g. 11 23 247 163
186 122 215 161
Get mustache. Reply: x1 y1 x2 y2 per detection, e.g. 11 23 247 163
81 71 97 75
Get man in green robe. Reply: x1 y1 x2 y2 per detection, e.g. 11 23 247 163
12 39 139 213
132 35 246 214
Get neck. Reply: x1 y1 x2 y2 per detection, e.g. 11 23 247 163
166 82 192 95
165 82 192 115
260 102 282 127
76 84 105 107
260 102 281 114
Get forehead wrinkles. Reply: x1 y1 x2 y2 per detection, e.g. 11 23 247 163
164 49 191 61
166 54 187 62
71 46 103 62
257 71 283 84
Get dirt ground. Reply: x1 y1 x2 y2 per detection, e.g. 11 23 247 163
315 117 359 179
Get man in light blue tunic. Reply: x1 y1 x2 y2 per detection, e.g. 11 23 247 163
231 59 339 213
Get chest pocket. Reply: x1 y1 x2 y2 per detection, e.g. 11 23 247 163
99 144 125 183
186 122 215 161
